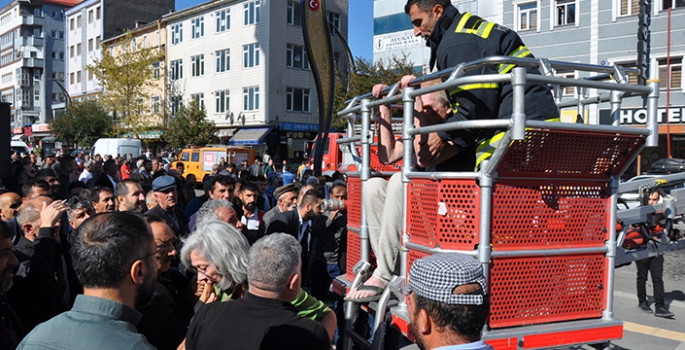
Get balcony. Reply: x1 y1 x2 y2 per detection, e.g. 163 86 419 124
21 36 44 48
23 57 44 68
21 15 44 26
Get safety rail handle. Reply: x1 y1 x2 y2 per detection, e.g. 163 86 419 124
345 56 641 104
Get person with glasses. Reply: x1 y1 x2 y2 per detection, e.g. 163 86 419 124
17 212 157 350
137 216 192 350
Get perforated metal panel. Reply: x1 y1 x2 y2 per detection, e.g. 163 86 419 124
406 249 430 280
408 179 480 250
347 176 362 230
489 254 606 328
492 180 609 250
496 129 644 179
346 231 361 282
355 146 403 173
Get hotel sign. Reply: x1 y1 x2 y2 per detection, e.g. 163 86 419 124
599 106 685 125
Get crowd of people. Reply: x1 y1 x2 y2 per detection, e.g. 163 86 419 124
0 145 355 349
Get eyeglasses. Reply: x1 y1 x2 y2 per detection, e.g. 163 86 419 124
155 237 179 251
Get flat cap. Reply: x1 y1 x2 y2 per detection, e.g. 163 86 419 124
405 253 487 305
273 183 298 201
152 175 176 192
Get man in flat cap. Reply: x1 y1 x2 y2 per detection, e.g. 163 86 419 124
145 176 188 238
405 253 493 350
260 183 299 230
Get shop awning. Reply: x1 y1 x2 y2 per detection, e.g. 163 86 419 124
11 134 23 140
229 126 273 145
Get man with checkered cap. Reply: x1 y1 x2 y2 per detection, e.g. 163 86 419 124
405 253 493 350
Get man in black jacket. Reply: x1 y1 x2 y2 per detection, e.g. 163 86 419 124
146 176 189 238
265 189 324 278
0 220 23 348
8 197 69 332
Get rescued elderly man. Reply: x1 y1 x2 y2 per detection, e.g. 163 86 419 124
406 253 493 350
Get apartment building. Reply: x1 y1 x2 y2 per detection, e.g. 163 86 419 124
64 0 174 101
101 21 167 137
164 0 348 159
0 0 79 133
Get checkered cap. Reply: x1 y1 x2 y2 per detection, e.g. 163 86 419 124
405 253 487 305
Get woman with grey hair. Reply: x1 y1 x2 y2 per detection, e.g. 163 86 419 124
181 222 336 339
181 220 250 301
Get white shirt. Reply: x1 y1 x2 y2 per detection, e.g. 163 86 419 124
241 211 260 231
79 169 93 183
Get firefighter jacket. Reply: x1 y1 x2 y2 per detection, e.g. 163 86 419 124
427 5 560 150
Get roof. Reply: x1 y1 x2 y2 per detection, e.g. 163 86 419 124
41 0 83 6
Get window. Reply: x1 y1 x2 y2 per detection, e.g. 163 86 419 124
374 13 414 35
34 7 42 17
51 92 57 101
151 95 160 113
556 0 575 26
192 152 200 162
517 2 538 31
328 12 340 35
287 44 309 70
216 9 230 32
142 35 148 49
244 0 260 25
88 70 93 81
76 43 81 55
216 49 230 73
88 9 93 23
51 30 57 38
287 2 301 26
658 57 682 89
51 10 56 18
51 51 56 59
76 15 81 28
170 59 183 80
171 23 183 45
34 28 42 38
59 72 64 80
96 6 100 20
662 0 685 10
34 89 40 101
554 70 576 96
619 0 639 16
191 54 204 77
191 17 204 39
215 90 229 113
88 38 93 52
59 31 64 39
243 86 259 110
243 43 260 68
76 70 81 83
59 93 65 102
95 36 100 48
69 45 74 58
191 93 205 108
287 87 310 112
171 96 182 115
334 52 341 69
152 61 160 79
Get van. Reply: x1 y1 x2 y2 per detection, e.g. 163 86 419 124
11 141 30 156
92 138 141 158
172 147 227 183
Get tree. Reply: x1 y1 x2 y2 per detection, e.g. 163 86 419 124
49 100 113 148
332 55 418 130
88 32 164 137
165 100 218 149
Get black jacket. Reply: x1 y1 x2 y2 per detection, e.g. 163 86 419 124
265 210 310 273
145 204 189 238
428 5 559 153
7 228 70 333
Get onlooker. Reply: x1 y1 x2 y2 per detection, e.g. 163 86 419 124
94 159 119 194
89 187 116 214
0 220 22 348
36 169 61 199
145 176 188 238
405 253 493 350
85 161 104 189
67 181 86 198
78 160 94 183
116 179 146 213
42 154 55 170
195 199 243 231
265 189 324 279
184 233 331 349
17 212 158 350
261 183 298 229
21 180 50 201
66 197 93 231
137 216 189 350
0 192 21 222
9 197 70 332
636 191 674 318
281 165 295 185
57 155 79 200
146 191 157 211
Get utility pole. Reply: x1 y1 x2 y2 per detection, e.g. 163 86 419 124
637 0 650 86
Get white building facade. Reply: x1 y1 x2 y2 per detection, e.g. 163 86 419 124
164 0 348 154
0 0 78 132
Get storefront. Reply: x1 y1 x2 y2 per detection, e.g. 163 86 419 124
226 122 319 163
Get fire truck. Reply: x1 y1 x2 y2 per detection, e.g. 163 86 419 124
330 56 685 350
